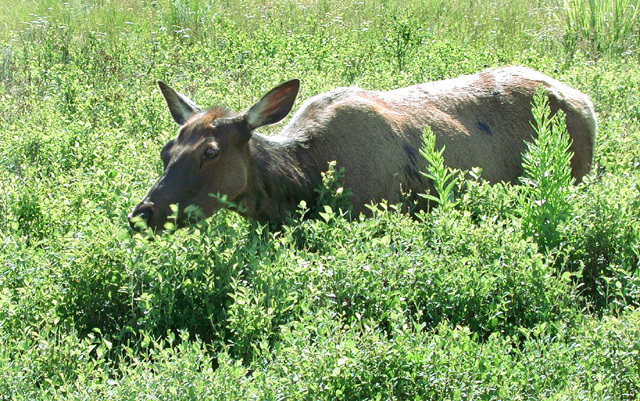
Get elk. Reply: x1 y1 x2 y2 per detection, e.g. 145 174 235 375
129 66 596 232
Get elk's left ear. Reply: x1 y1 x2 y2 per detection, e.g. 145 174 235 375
158 80 202 125
244 79 300 130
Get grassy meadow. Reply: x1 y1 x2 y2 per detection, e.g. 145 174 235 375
1 0 640 399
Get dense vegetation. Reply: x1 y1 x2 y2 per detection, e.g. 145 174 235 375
1 0 639 399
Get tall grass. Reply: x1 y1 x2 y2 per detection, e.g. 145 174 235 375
563 0 640 59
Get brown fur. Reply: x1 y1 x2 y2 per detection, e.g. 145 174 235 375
129 66 596 232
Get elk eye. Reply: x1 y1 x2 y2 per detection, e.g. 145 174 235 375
204 147 220 159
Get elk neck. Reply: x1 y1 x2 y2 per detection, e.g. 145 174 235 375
235 132 321 222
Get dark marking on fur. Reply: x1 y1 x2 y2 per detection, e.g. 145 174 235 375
476 121 492 136
403 144 419 163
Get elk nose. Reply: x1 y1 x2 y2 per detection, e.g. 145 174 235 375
128 202 155 230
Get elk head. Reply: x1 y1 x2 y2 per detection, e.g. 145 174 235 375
128 79 300 232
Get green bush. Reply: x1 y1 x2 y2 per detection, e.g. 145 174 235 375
562 173 640 312
59 214 251 347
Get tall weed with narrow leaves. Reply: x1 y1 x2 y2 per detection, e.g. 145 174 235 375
419 126 462 213
518 87 575 254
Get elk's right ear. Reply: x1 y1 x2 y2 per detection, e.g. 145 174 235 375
157 80 202 125
244 79 300 130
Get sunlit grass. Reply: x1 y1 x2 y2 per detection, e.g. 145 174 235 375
564 0 640 58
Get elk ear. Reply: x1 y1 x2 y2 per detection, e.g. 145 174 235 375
244 79 300 130
158 80 202 125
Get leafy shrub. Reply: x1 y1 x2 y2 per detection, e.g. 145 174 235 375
239 205 573 346
242 309 640 400
59 214 251 348
562 173 640 312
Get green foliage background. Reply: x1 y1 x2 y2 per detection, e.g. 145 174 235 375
1 0 639 399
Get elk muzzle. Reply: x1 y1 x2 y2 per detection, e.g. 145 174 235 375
128 201 156 231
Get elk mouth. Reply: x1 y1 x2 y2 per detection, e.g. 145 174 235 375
128 202 208 233
128 202 178 233
128 201 156 230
